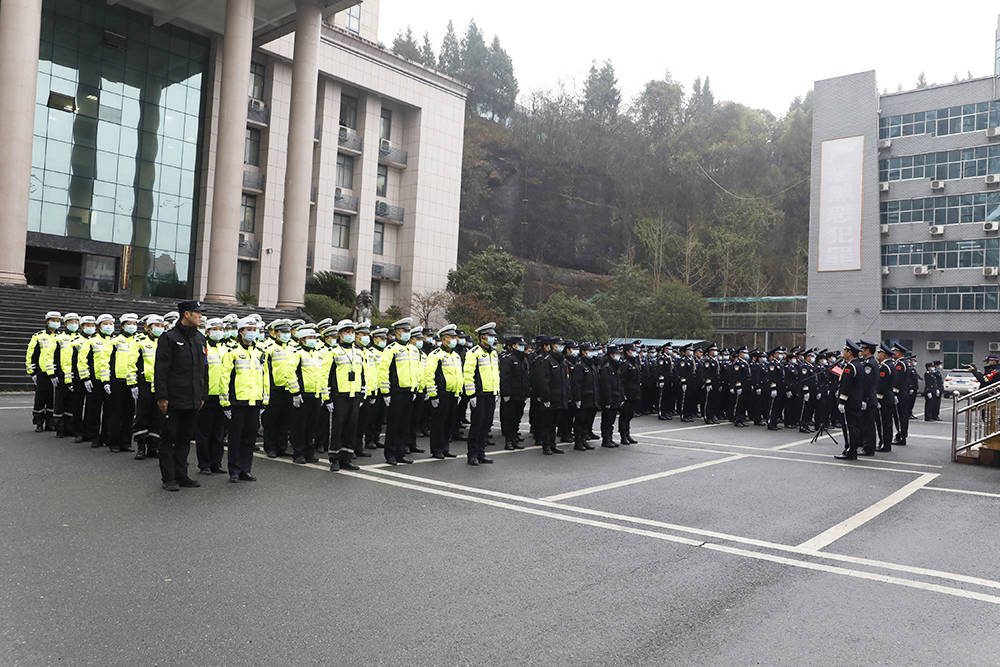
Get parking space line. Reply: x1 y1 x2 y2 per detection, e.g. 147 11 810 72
634 423 722 437
924 486 1000 499
539 454 746 501
797 473 939 551
0 405 32 410
768 437 816 451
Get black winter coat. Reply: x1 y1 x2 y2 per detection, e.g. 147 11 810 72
154 323 208 410
571 358 600 408
499 350 530 399
598 360 624 408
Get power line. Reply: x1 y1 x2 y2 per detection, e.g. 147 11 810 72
696 163 808 201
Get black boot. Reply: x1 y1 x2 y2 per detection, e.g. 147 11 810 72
134 441 146 460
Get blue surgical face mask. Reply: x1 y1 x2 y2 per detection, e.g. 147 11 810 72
359 335 370 346
150 326 164 337
66 322 79 333
611 355 621 362
553 344 564 353
569 349 579 358
123 324 137 335
741 353 749 361
227 329 237 339
341 333 355 345
82 326 96 336
242 331 258 342
458 338 466 347
398 331 411 343
375 338 387 349
303 338 316 349
515 344 525 352
48 321 60 330
279 332 291 343
446 338 457 349
100 324 114 335
486 335 496 346
209 330 224 341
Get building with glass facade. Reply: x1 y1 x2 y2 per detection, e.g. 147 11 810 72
806 15 1000 366
0 0 468 313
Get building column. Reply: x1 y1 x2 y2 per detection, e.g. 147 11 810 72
0 0 42 285
204 0 255 304
275 0 321 309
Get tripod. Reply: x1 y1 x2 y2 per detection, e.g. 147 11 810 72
810 419 839 445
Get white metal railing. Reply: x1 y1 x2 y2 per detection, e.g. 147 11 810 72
951 380 1000 461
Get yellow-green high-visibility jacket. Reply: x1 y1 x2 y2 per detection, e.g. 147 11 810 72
220 342 268 407
287 347 328 399
138 335 158 384
55 331 78 383
206 341 227 396
90 334 115 383
424 348 463 398
464 345 500 396
360 345 379 396
74 335 96 380
378 341 421 393
25 330 58 376
266 341 297 389
328 343 364 397
109 333 142 386
408 344 428 392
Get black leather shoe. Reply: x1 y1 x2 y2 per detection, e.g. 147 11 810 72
431 453 445 459
767 425 782 431
410 447 425 454
109 447 120 453
178 478 201 488
478 457 493 464
573 444 587 451
858 450 875 457
229 475 240 483
385 458 397 466
305 456 319 463
134 451 145 460
443 452 457 458
34 424 43 432
329 460 341 471
355 451 372 458
542 447 553 455
398 456 414 464
198 468 212 475
163 481 180 491
210 466 225 474
73 435 84 443
513 443 525 450
238 473 257 481
834 453 857 460
504 442 516 450
294 456 307 464
583 443 595 450
875 446 892 452
551 446 564 454
341 461 360 471
90 442 102 448
467 457 479 466
627 436 638 444
266 451 278 458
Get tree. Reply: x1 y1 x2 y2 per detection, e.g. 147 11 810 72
916 71 928 89
460 20 491 116
445 293 496 330
593 262 652 339
582 60 620 127
641 281 713 339
446 244 525 322
419 32 436 68
391 27 422 61
686 75 714 121
633 214 671 290
304 294 351 323
632 73 685 139
438 20 461 76
305 271 355 307
487 36 518 122
521 291 608 341
411 289 453 328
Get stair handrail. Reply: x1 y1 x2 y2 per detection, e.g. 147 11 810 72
951 380 1000 461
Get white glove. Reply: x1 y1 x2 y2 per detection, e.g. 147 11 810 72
729 388 735 394
292 394 303 408
803 393 810 402
935 390 941 397
84 380 93 393
30 375 37 386
542 401 550 408
657 383 664 389
786 391 792 399
130 386 139 401
861 401 867 411
470 397 478 409
326 403 334 414
51 377 58 388
837 402 846 414
503 396 510 403
770 390 777 399
926 393 932 399
893 396 899 405
103 384 111 395
368 397 376 405
756 388 761 396
223 410 232 420
575 401 581 409
431 398 439 408
384 396 391 406
423 393 430 401
736 389 742 396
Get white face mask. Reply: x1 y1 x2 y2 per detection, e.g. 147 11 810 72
302 338 316 349
569 349 579 358
515 344 525 352
279 332 291 343
100 324 114 335
47 320 60 330
82 326 96 336
65 322 79 333
123 324 137 335
209 330 224 341
150 326 164 337
359 335 370 346
553 344 564 354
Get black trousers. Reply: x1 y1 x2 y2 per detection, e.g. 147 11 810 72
767 392 784 428
573 405 595 444
356 398 372 452
680 383 695 418
330 394 360 460
53 380 73 435
499 396 526 442
133 380 161 451
160 407 198 483
618 399 634 438
364 397 385 446
262 386 292 455
557 405 574 441
386 391 414 460
467 393 496 459
600 407 618 442
228 405 260 475
877 397 894 449
32 373 54 426
840 406 862 455
107 380 135 450
196 395 227 470
70 380 87 437
84 383 107 443
292 395 321 460
893 393 910 441
430 394 458 455
860 404 877 451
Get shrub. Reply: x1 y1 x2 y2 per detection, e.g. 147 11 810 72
303 294 351 323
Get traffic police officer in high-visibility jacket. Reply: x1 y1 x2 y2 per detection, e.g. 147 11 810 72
106 313 141 453
133 315 165 460
263 319 297 458
26 310 62 431
378 318 420 465
424 324 463 459
84 314 116 446
312 326 338 453
463 322 500 466
325 319 365 471
220 317 268 483
195 318 228 474
286 327 327 466
70 315 97 442
52 312 80 438
363 327 389 450
352 321 377 456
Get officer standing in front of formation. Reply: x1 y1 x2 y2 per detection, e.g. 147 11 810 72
325 319 364 472
26 311 62 432
835 340 865 460
924 361 942 420
379 318 419 466
220 317 267 483
499 335 529 450
463 322 500 466
195 318 228 474
154 300 208 491
424 324 462 459
570 342 600 451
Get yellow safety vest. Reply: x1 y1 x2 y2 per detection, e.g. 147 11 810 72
288 347 328 398
329 343 364 397
424 348 463 398
464 345 500 395
111 334 141 386
361 345 379 394
220 342 268 407
56 332 78 382
74 335 94 380
206 341 227 396
138 335 158 384
267 342 297 388
25 330 58 376
91 335 115 383
378 341 421 393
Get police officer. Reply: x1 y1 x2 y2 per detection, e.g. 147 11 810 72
571 342 600 450
52 312 80 438
363 327 389 450
835 340 865 460
107 313 141 453
890 344 910 446
875 343 896 453
856 339 879 455
70 315 97 442
619 344 641 443
26 311 62 431
154 300 208 491
424 324 463 459
463 322 501 465
598 344 624 447
378 318 420 465
324 320 364 471
657 344 675 420
499 335 530 450
195 318 228 474
133 314 165 460
924 361 940 421
262 320 296 458
82 314 115 447
220 317 268 483
731 346 751 427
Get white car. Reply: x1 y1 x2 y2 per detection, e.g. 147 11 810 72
943 370 980 395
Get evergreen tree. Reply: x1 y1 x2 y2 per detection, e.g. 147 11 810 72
391 26 421 62
420 31 436 68
460 19 491 116
487 35 518 122
438 20 461 76
582 60 620 128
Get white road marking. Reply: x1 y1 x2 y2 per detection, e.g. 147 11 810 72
634 422 722 436
0 405 32 410
360 445 545 469
797 473 939 551
768 437 816 450
539 454 746 501
924 486 1000 499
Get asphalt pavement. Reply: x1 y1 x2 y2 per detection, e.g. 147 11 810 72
2 392 1000 666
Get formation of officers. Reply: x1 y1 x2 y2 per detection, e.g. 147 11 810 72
25 302 953 489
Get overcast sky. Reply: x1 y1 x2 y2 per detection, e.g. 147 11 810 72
378 0 1000 116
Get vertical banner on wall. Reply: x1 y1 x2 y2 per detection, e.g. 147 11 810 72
817 135 865 272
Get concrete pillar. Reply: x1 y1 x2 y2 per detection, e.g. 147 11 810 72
0 0 42 285
276 0 322 309
204 0 255 304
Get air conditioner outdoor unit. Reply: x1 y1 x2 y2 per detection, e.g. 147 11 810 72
929 224 945 235
380 138 391 150
238 233 247 244
879 182 889 192
881 265 890 275
927 340 941 351
931 180 945 190
989 342 1000 353
988 127 1000 138
985 266 999 277
913 265 930 276
335 187 343 197
249 98 264 111
985 221 999 232
878 138 891 150
880 224 889 234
